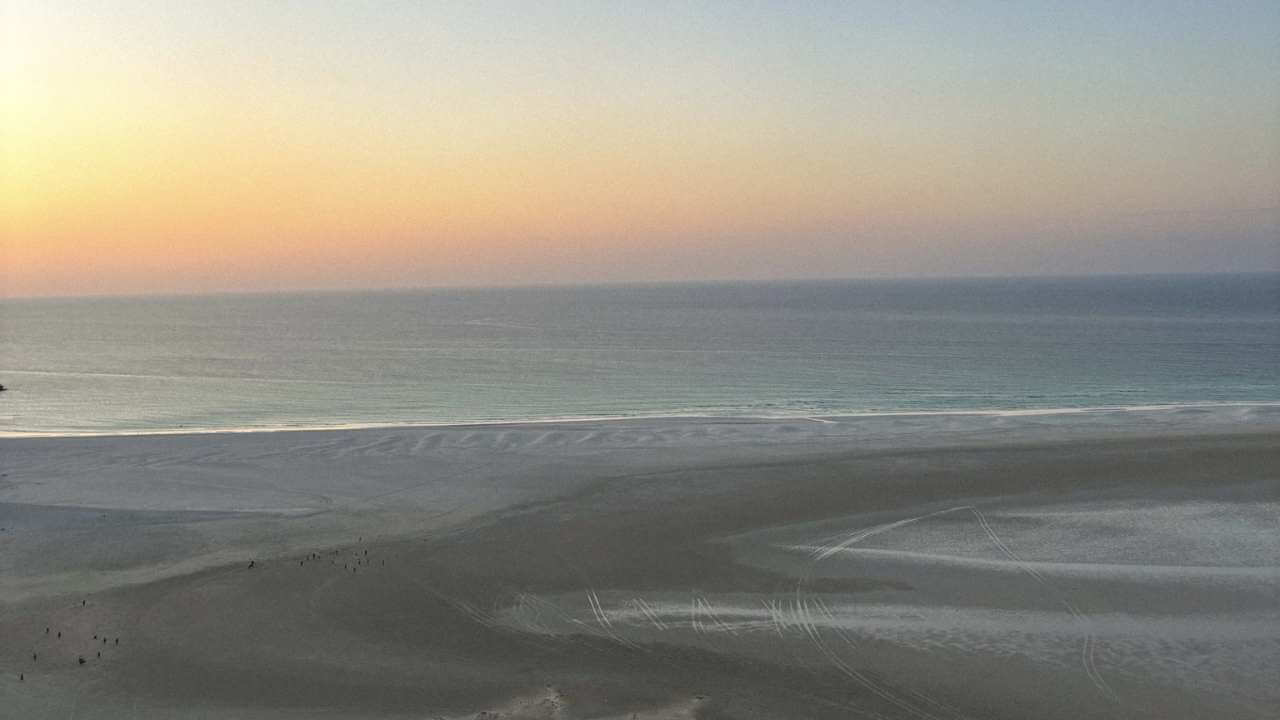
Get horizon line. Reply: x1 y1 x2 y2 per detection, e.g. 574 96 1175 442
4 269 1277 302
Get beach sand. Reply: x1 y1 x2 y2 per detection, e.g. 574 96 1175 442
1 414 1277 718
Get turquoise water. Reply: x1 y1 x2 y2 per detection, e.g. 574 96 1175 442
1 274 1276 434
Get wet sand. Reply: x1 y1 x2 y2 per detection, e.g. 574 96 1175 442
1 414 1277 718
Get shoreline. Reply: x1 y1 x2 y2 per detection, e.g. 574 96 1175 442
4 399 1279 439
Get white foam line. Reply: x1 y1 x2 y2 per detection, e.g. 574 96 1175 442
6 401 1276 438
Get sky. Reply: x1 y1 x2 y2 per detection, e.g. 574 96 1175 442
3 1 1278 297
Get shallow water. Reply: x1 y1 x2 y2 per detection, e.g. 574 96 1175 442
2 273 1276 434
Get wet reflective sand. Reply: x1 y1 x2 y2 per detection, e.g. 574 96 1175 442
2 416 1276 718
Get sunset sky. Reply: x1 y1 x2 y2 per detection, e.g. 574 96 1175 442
4 1 1278 297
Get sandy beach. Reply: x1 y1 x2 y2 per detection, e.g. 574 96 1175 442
9 0 1277 715
2 412 1278 719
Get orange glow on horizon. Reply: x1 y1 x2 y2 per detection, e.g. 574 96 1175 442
4 2 1278 296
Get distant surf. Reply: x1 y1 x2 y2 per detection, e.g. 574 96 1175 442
2 273 1276 435
2 401 1276 439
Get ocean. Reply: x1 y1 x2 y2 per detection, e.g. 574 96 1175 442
1 273 1276 435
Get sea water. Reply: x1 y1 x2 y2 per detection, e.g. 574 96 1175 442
1 273 1276 434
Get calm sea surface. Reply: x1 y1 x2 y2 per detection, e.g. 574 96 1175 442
1 274 1276 434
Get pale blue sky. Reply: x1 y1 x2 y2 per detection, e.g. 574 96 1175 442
6 1 1278 295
